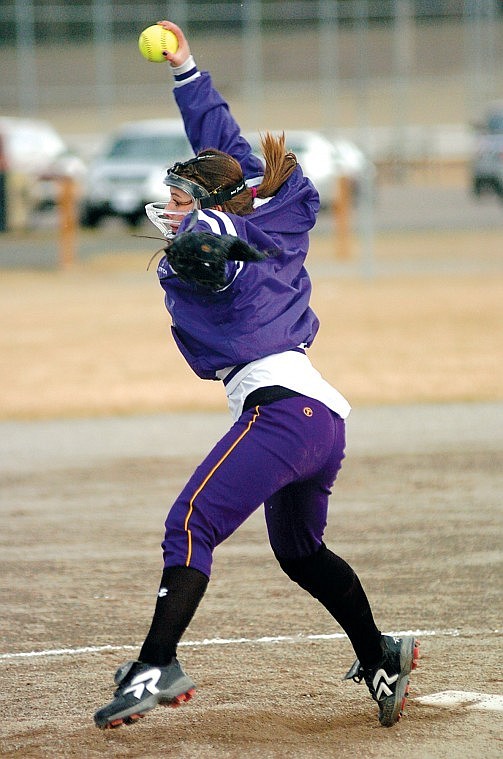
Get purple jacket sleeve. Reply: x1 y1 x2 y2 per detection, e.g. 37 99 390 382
174 71 264 180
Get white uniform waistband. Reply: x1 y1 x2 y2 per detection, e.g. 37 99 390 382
217 350 351 421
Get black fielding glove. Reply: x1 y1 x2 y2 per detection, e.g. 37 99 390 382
165 232 270 290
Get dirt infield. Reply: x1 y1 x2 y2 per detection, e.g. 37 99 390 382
1 404 502 758
0 228 502 757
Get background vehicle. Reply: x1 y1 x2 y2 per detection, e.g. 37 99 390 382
471 101 503 201
0 116 85 211
79 119 192 228
245 129 373 208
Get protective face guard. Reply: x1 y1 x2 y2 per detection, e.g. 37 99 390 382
163 171 211 203
146 155 248 238
164 155 247 210
145 202 193 240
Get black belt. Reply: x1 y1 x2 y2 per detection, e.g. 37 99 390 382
242 385 303 413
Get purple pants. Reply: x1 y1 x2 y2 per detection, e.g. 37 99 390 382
162 396 346 577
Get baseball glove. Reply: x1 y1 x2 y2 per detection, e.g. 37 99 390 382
165 231 270 290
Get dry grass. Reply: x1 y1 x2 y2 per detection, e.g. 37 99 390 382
1 229 501 420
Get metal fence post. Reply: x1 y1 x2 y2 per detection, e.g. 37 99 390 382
392 0 413 180
0 135 7 233
242 0 264 129
14 0 37 115
92 0 114 128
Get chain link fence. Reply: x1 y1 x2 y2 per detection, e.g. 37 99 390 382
1 1 502 162
1 2 502 268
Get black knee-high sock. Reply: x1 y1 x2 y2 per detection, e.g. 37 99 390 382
276 543 382 666
139 565 209 666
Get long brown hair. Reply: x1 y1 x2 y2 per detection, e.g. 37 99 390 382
175 133 297 215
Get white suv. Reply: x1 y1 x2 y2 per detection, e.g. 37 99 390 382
80 119 192 227
0 116 85 210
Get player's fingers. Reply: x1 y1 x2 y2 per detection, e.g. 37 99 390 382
162 50 177 65
157 20 190 64
156 20 186 44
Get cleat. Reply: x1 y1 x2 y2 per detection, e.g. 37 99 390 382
170 688 195 707
94 658 196 729
343 635 420 727
123 713 144 724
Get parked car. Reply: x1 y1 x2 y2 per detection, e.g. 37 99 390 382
79 119 193 227
244 129 372 208
471 101 503 200
330 137 374 198
0 116 85 210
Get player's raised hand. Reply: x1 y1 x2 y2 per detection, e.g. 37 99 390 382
157 20 191 66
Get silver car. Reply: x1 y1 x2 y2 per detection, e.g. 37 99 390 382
80 119 192 227
245 129 372 208
471 101 503 201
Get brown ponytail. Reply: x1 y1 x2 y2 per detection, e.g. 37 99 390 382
255 131 297 199
174 134 297 217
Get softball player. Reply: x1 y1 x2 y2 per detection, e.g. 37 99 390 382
94 20 418 730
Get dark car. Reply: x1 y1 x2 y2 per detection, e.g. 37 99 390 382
471 101 503 201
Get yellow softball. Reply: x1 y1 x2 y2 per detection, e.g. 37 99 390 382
138 25 178 62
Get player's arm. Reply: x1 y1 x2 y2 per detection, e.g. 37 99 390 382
157 20 263 179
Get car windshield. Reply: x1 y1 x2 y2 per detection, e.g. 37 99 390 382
287 143 309 155
107 134 190 161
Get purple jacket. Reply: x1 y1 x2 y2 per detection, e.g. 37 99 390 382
157 70 320 380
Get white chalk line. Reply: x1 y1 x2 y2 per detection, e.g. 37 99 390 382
3 629 501 713
0 627 461 662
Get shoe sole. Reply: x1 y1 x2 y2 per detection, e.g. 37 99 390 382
97 687 196 729
379 638 420 727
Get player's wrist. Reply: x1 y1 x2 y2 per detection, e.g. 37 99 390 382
171 55 200 87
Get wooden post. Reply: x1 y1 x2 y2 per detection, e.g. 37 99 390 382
334 174 352 260
58 175 77 268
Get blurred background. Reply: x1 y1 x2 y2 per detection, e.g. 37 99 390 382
0 0 502 266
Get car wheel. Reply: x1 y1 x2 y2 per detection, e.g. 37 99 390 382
80 205 104 228
124 212 144 227
472 177 484 197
